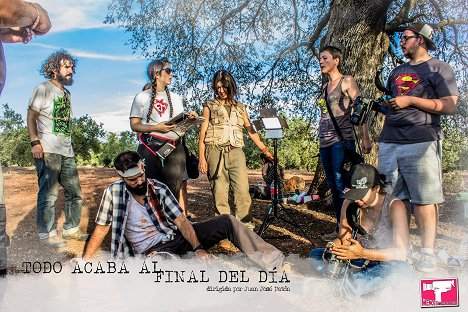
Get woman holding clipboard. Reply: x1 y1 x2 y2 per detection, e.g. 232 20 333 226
130 58 197 205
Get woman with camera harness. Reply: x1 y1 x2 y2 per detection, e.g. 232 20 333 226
309 164 412 299
317 46 372 241
130 58 197 211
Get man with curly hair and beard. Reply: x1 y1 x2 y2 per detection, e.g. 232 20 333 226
27 50 88 249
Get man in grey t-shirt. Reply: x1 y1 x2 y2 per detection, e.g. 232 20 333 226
27 50 88 249
378 23 459 273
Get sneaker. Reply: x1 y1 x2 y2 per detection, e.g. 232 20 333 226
39 236 67 249
416 253 437 273
321 230 338 242
63 230 89 241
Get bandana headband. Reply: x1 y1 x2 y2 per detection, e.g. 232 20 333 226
117 161 144 178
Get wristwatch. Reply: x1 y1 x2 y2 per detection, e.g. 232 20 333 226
31 140 41 147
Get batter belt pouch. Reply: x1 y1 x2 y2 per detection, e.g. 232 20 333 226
139 133 179 160
156 141 176 159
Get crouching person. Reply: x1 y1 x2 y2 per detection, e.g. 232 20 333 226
82 150 285 270
309 164 412 299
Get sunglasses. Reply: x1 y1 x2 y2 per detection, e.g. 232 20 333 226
399 35 419 43
161 67 174 75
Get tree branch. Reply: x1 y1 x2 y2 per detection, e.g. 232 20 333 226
199 0 252 48
433 19 468 27
306 8 331 51
260 41 310 80
386 0 417 33
292 0 299 43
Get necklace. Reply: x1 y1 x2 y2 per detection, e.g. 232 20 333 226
330 76 342 82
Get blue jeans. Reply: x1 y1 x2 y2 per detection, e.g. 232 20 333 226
309 248 413 300
34 153 83 239
320 140 355 228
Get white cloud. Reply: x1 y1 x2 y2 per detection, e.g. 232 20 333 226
28 42 140 62
92 111 131 133
90 94 135 132
69 49 139 62
38 0 111 32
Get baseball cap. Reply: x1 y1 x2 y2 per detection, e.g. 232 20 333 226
404 22 436 51
341 163 380 201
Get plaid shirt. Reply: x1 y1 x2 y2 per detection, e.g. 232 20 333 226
95 179 183 257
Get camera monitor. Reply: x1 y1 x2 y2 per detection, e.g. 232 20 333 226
257 108 288 139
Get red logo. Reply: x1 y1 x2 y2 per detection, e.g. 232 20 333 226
395 74 421 96
420 278 459 308
154 98 168 117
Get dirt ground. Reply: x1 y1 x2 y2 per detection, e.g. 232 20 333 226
2 166 467 273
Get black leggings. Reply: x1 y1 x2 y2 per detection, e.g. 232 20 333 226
137 143 186 198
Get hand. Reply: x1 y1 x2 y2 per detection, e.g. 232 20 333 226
31 144 44 159
198 157 208 174
195 249 212 261
389 96 412 110
1 28 32 43
186 111 198 119
68 257 86 267
155 121 176 133
361 137 372 154
262 148 274 162
332 238 365 260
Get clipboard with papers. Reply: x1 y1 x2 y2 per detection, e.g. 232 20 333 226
166 112 205 136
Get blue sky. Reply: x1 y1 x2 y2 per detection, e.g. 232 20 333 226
1 0 149 132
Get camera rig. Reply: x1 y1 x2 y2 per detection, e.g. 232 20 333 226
350 95 390 126
350 70 392 126
322 202 368 279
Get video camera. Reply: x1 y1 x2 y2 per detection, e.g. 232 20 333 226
322 202 367 279
322 244 346 279
350 95 390 126
350 69 393 126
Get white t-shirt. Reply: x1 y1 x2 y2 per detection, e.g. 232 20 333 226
129 89 184 134
124 194 165 254
28 81 74 157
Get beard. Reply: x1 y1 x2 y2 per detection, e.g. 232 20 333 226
56 72 74 86
126 179 148 196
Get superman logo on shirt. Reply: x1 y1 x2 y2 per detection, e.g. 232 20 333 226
394 73 421 96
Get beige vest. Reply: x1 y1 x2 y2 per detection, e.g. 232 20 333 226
204 99 246 147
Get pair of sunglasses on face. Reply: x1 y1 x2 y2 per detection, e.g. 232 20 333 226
160 67 174 75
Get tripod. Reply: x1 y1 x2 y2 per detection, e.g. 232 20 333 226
257 137 311 242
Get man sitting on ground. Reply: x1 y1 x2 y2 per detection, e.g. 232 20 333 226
82 150 285 270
